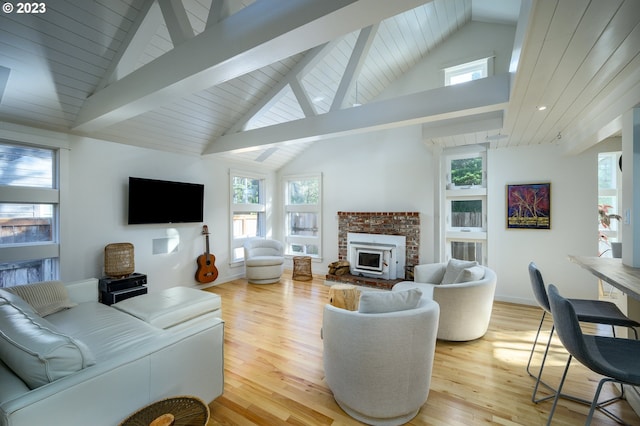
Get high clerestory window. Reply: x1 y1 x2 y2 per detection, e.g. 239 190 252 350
444 57 491 86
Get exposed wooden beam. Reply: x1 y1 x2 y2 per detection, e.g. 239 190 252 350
223 42 335 135
158 0 195 46
73 0 431 133
290 78 317 117
206 0 229 28
94 0 159 92
203 73 510 154
421 111 503 139
330 24 378 111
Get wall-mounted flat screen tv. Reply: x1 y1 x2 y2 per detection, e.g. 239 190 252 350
128 177 204 224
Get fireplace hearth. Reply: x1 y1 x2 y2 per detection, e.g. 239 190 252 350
325 211 420 290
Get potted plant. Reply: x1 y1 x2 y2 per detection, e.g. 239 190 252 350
599 204 622 257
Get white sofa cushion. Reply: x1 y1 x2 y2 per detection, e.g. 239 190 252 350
112 286 221 329
454 265 485 283
358 288 422 313
4 281 76 317
441 259 478 284
0 297 95 389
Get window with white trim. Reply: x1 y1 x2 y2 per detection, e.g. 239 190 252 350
444 150 487 264
0 142 59 287
598 152 621 257
230 170 266 263
283 174 322 258
444 57 490 86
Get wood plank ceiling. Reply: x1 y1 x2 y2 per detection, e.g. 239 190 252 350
0 0 639 170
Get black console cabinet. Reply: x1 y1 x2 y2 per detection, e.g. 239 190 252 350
99 273 147 305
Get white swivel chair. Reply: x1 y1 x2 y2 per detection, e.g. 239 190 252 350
243 238 284 284
323 291 440 425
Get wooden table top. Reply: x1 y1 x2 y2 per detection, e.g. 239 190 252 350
568 255 640 300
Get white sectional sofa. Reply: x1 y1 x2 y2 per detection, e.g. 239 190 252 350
0 278 224 426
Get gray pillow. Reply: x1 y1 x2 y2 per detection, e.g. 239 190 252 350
358 288 422 313
5 281 76 317
441 259 478 284
454 266 485 283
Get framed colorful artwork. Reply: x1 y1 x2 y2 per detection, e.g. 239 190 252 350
506 183 551 229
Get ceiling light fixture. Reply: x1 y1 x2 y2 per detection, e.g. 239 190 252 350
353 81 361 107
537 105 547 111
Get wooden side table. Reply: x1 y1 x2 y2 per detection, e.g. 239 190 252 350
328 284 360 311
292 256 313 281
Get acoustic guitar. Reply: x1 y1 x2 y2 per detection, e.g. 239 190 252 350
195 225 218 283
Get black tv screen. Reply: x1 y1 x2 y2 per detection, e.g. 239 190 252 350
128 177 204 224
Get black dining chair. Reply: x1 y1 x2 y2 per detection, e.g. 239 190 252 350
527 262 639 403
546 284 640 425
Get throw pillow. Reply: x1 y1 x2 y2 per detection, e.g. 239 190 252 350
454 266 485 283
358 288 422 313
0 298 95 389
5 281 76 317
441 259 478 284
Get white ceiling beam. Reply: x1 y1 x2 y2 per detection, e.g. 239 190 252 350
331 24 378 111
224 41 336 134
421 111 503 139
203 73 510 154
158 0 195 46
206 0 229 28
73 0 431 133
94 0 160 91
290 78 317 117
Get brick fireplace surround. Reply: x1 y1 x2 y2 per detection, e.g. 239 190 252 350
327 211 420 290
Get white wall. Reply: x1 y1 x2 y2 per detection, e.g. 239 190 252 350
487 144 599 304
378 21 516 100
60 136 275 291
278 125 435 271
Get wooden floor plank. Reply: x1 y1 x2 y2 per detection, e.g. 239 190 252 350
204 273 639 425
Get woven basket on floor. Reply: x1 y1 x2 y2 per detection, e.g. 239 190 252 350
119 395 209 426
292 256 312 281
104 243 135 278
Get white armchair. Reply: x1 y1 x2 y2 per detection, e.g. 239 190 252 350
243 238 284 284
393 260 497 341
322 292 439 425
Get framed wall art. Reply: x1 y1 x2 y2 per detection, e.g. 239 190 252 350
506 182 551 229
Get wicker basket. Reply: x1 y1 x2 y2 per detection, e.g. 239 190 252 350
104 243 135 278
292 256 312 281
119 395 209 426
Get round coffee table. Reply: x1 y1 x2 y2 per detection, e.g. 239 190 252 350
119 396 210 426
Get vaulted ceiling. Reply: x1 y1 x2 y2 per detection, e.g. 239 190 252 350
0 0 639 170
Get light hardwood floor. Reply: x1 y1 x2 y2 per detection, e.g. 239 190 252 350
203 273 639 425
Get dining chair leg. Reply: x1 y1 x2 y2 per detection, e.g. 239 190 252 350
546 354 572 426
527 311 547 378
532 325 556 403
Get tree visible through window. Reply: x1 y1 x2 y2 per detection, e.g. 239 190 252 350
451 157 482 186
284 174 322 257
230 172 266 263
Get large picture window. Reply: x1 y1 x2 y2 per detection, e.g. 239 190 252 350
0 143 59 286
284 174 322 258
230 171 266 263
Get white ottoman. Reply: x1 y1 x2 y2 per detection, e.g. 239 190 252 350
112 286 221 329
